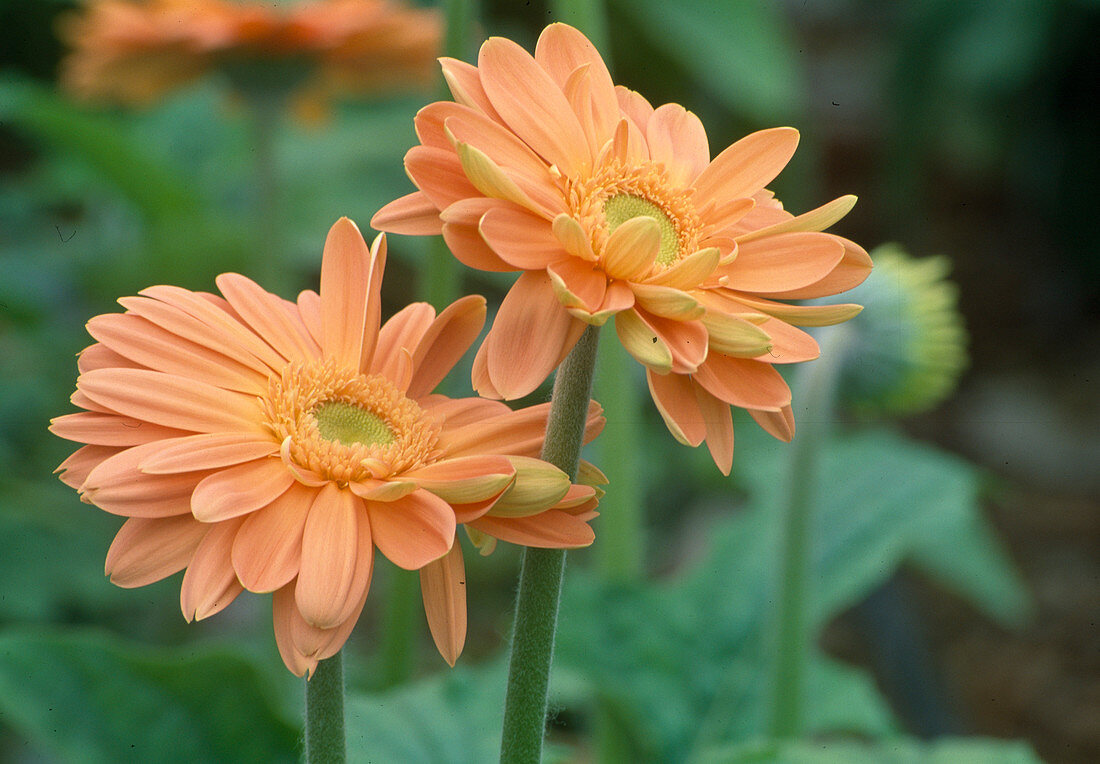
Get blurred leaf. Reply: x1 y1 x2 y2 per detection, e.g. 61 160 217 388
0 628 300 763
615 0 804 123
693 735 1042 764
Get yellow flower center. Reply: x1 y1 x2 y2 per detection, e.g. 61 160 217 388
566 158 702 271
262 359 441 484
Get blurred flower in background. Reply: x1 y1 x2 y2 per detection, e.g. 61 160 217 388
829 244 968 418
58 0 441 115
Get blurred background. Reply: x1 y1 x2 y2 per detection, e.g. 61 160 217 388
0 0 1097 762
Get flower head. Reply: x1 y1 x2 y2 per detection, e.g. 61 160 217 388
51 218 602 675
373 23 872 474
59 0 441 108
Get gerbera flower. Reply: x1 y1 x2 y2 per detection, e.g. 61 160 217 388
59 0 441 108
50 217 602 676
372 22 871 474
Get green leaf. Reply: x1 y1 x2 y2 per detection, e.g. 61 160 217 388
692 736 1043 764
0 628 300 763
615 0 805 123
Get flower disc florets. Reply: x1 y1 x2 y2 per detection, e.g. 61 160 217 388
263 358 442 483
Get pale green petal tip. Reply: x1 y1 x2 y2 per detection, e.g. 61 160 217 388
833 244 969 417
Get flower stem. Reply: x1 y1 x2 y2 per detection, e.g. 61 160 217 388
767 325 852 739
305 651 346 763
500 326 600 763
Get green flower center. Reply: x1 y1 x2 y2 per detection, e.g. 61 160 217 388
314 401 395 446
604 194 681 266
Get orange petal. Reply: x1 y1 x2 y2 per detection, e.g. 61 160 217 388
480 205 565 270
86 313 268 394
371 191 444 236
296 289 322 347
105 515 207 588
469 509 594 549
50 412 186 447
647 247 721 290
548 258 608 314
83 442 206 517
486 271 581 399
750 404 795 442
694 386 734 475
701 312 774 358
349 480 419 502
693 127 799 208
439 56 503 121
421 394 511 427
552 214 598 262
320 218 374 371
296 484 362 629
647 103 709 186
752 319 820 364
232 483 312 593
456 142 546 216
722 292 864 327
535 23 619 147
78 368 265 435
406 145 482 209
489 456 571 517
77 342 140 374
366 488 455 570
631 283 704 320
442 221 515 273
638 309 709 374
56 445 117 490
759 236 872 299
139 433 278 474
736 194 857 243
408 295 487 399
694 355 791 411
615 86 654 132
615 308 672 373
215 273 320 365
372 302 436 382
470 338 501 399
419 543 467 666
180 518 245 622
646 370 706 447
404 455 515 504
601 215 660 280
190 458 295 523
478 36 590 177
439 399 601 458
720 232 844 293
273 584 318 677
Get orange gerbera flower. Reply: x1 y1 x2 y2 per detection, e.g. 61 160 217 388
373 23 871 474
51 218 602 676
59 0 440 106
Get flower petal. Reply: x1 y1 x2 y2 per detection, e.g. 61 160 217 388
720 232 844 293
693 126 799 208
480 205 566 270
273 584 318 677
548 258 608 314
759 236 872 299
752 318 819 364
488 456 570 517
190 458 295 523
478 35 590 177
456 142 546 215
485 271 581 399
694 355 791 411
646 370 706 447
50 412 186 447
83 442 207 517
180 518 245 622
408 295 487 399
631 283 704 320
647 103 709 186
419 543 467 666
406 145 482 209
371 191 445 235
320 218 384 372
723 292 864 327
56 445 118 490
366 488 455 570
404 455 515 504
215 273 320 365
616 86 654 131
736 194 857 243
469 509 594 549
372 302 436 382
694 386 734 475
637 309 709 374
615 308 672 373
647 247 720 290
139 433 278 474
105 515 208 588
78 368 265 435
552 214 598 262
443 221 515 273
601 215 660 280
701 312 774 357
296 484 362 629
534 23 618 146
231 483 312 593
750 404 796 442
439 56 503 121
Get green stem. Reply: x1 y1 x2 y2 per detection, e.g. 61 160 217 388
767 325 852 739
500 326 600 763
305 651 346 763
377 566 420 689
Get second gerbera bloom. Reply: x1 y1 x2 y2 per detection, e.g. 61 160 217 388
373 22 871 473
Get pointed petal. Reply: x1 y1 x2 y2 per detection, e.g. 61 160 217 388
737 195 858 243
439 56 503 121
535 24 618 143
548 258 608 314
601 215 660 280
371 191 444 235
406 145 482 209
647 103 709 186
693 127 800 207
421 395 511 428
404 455 515 504
631 283 704 320
759 236 872 299
723 292 864 327
180 518 245 622
273 584 318 677
615 86 654 131
480 205 565 270
552 214 598 262
372 302 436 382
701 312 774 357
488 456 570 517
720 232 844 293
77 342 140 373
349 479 418 502
190 458 295 523
56 445 117 490
215 273 320 364
105 515 207 588
456 142 546 216
319 218 382 371
83 442 206 517
694 355 792 411
297 290 322 346
486 271 581 399
366 489 455 570
753 319 820 364
750 404 795 442
139 433 278 474
78 368 264 435
408 295 487 399
443 221 515 273
637 309 709 374
646 370 706 446
232 483 312 593
615 308 672 373
694 387 734 475
469 509 594 549
50 412 186 447
296 484 362 629
647 247 720 290
478 36 590 176
419 543 467 666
